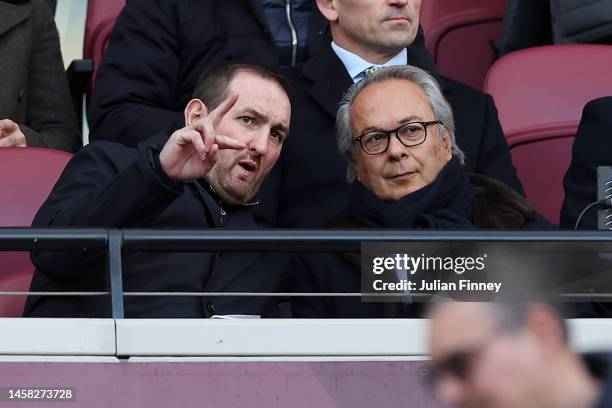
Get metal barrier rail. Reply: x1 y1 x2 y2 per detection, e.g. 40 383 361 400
3 228 612 319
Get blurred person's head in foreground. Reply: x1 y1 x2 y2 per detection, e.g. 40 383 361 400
428 301 609 408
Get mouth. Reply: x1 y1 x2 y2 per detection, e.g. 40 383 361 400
384 16 410 23
387 170 416 180
238 159 258 173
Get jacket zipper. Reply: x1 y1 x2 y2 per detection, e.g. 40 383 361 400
285 0 298 66
220 204 227 224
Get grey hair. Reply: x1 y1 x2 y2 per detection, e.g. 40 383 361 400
336 65 465 182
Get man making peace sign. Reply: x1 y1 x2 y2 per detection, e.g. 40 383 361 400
25 62 292 318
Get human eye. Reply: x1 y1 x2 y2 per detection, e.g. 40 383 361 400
404 124 422 134
363 132 387 149
366 132 386 142
399 123 426 139
270 129 284 144
239 116 254 125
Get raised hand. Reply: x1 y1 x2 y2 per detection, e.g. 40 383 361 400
159 94 245 181
0 119 27 147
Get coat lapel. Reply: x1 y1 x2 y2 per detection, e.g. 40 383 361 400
407 26 439 76
0 1 31 38
302 43 353 119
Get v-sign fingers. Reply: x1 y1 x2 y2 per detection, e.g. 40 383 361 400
214 134 246 150
208 93 239 126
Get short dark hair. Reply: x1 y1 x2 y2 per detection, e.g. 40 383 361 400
192 61 291 111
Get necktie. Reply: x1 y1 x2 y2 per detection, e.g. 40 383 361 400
356 65 381 83
363 66 380 77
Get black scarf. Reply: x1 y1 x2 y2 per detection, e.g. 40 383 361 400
348 157 476 229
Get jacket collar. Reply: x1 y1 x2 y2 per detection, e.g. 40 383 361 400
300 26 442 120
301 41 353 119
331 42 408 82
198 178 259 208
0 0 31 37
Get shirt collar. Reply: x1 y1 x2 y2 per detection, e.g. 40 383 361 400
330 41 408 83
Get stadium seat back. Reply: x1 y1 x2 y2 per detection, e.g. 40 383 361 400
420 0 507 90
0 148 72 316
83 0 126 90
484 45 612 224
507 129 575 225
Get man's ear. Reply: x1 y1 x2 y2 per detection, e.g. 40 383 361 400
441 127 452 161
316 0 339 23
524 304 567 352
184 98 208 127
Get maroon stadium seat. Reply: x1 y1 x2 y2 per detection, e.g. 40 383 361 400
0 148 72 316
420 0 507 90
83 0 126 90
484 44 612 224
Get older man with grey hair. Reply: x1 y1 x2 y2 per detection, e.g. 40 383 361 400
336 64 465 185
289 66 550 318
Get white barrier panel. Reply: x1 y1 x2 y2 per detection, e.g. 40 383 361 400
568 319 612 351
116 319 612 357
0 318 115 355
1 318 612 357
116 319 431 357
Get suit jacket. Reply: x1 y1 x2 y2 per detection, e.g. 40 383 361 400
560 97 612 229
88 0 327 147
255 40 524 227
0 0 80 152
24 139 284 318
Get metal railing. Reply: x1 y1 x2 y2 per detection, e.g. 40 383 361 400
3 228 612 319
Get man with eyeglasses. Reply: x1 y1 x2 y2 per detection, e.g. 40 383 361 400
289 65 549 318
428 302 612 408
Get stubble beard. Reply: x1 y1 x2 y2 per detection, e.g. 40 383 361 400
208 161 261 205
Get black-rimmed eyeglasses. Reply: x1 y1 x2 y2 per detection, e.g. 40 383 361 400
353 120 442 155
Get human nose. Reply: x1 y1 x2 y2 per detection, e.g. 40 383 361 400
386 132 409 160
247 129 268 157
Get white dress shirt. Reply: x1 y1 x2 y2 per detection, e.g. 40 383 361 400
330 42 408 83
